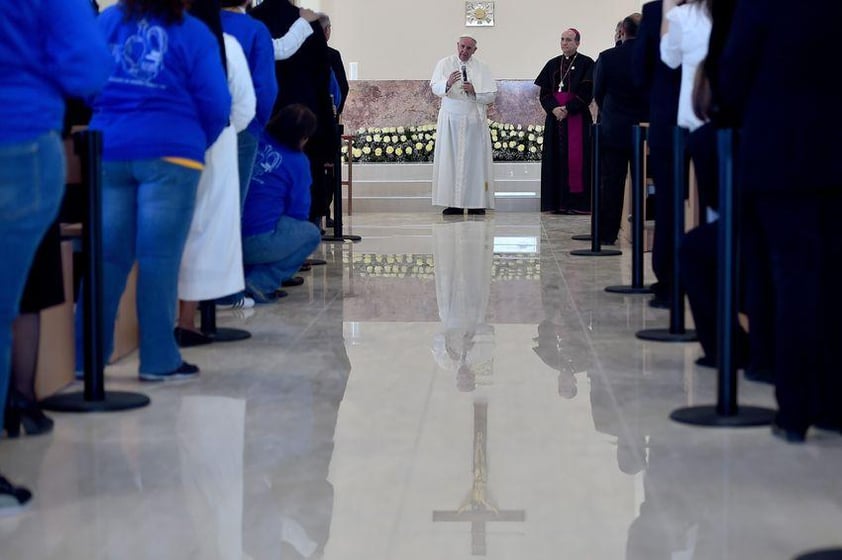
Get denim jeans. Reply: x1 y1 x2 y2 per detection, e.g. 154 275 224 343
237 130 259 213
75 159 200 374
0 132 65 418
243 216 321 302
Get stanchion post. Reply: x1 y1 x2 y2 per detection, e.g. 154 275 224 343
322 123 361 243
636 127 697 342
571 123 621 257
669 128 774 427
606 125 652 294
41 130 150 413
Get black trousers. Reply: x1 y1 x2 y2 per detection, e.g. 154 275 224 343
599 146 632 243
752 192 842 432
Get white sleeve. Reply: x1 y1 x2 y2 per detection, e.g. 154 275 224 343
659 7 684 69
475 91 496 105
430 59 449 97
272 17 314 60
224 34 256 133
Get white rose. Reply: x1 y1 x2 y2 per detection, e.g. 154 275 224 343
386 146 394 154
406 147 413 154
362 146 371 154
366 135 373 142
528 134 536 141
537 137 544 145
353 148 363 157
374 147 383 156
415 142 424 149
494 142 502 149
395 147 403 156
391 135 398 143
383 136 391 143
425 143 434 152
529 146 537 153
509 141 517 148
397 126 405 133
517 144 525 152
373 134 381 141
400 135 407 142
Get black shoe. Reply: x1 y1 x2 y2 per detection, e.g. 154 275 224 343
274 289 289 299
569 208 591 215
139 361 200 382
744 366 774 385
550 208 571 215
281 276 305 287
0 474 32 513
3 393 54 438
649 297 670 309
442 207 464 215
695 355 716 368
467 208 486 215
771 421 806 444
303 258 327 266
174 327 214 348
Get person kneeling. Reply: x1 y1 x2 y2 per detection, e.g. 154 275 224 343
241 104 322 303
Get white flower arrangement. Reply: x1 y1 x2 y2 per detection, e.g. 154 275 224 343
344 121 544 163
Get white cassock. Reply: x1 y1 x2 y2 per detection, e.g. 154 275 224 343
430 54 497 209
179 34 256 301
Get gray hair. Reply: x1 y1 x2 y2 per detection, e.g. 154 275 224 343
318 13 331 29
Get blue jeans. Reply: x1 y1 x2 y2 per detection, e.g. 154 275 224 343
0 132 65 418
243 216 321 302
237 130 259 213
75 160 200 374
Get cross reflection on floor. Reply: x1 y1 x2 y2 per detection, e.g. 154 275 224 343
433 402 526 556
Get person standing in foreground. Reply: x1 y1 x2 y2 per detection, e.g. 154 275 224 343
430 35 497 216
0 0 111 509
536 29 595 215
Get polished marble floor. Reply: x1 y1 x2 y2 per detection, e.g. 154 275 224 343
1 212 841 560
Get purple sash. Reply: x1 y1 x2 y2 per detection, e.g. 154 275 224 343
554 91 584 194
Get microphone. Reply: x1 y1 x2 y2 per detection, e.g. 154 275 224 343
461 64 468 83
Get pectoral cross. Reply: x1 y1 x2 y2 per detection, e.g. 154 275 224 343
433 402 526 556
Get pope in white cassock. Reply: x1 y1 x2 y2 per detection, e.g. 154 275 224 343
430 35 497 215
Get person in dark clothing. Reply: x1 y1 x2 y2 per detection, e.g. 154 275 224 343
719 0 842 443
593 15 649 244
319 13 349 118
632 1 681 306
535 28 595 215
250 0 339 228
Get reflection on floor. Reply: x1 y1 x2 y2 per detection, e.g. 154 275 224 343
1 212 840 560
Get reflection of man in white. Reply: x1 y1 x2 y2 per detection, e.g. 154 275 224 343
430 35 497 216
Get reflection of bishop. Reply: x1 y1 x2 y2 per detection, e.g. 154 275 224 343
533 257 593 398
432 220 495 391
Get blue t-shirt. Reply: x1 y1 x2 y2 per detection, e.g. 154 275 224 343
242 135 312 236
90 7 231 163
221 10 278 136
0 0 112 143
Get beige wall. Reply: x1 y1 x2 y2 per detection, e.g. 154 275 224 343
321 0 644 80
100 0 643 80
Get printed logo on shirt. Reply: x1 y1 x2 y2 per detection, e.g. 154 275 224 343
252 143 283 184
110 19 168 88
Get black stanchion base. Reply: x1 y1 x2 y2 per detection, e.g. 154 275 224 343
636 328 698 342
207 327 252 342
570 248 622 257
322 234 362 243
794 550 842 560
670 405 775 427
41 390 150 413
605 285 653 294
571 234 591 241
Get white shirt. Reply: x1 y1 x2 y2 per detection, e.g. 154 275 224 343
660 3 712 131
272 17 313 61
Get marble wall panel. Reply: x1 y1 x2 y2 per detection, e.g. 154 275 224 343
342 80 545 133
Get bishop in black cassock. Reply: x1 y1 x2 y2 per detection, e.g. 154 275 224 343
535 29 595 214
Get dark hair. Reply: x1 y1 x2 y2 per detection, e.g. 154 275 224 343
266 104 318 150
622 14 640 38
122 0 185 23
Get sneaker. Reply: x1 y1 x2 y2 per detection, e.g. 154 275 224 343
216 295 255 310
139 361 200 382
0 475 32 515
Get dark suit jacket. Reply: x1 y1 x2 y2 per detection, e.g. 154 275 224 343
594 39 650 150
632 1 680 136
250 0 338 157
719 0 842 193
327 46 349 117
